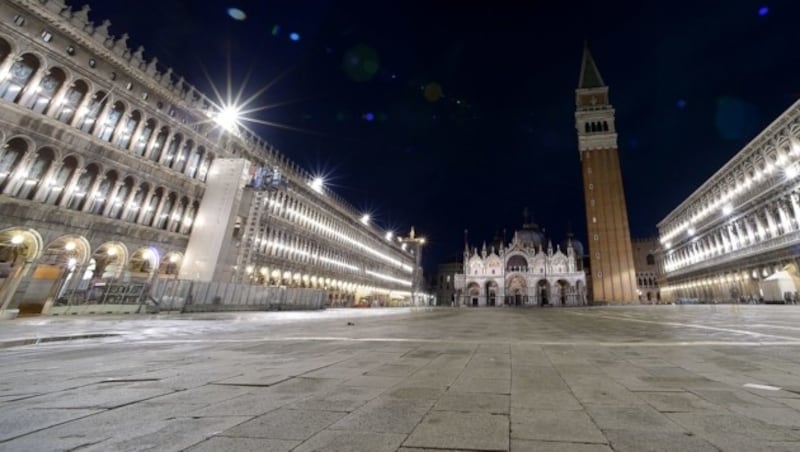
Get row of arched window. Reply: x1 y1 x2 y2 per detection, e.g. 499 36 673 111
584 121 609 133
0 37 215 182
264 190 406 268
0 137 199 234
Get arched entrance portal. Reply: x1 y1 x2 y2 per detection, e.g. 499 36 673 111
485 280 498 306
537 280 551 306
507 275 528 306
467 282 480 306
0 228 44 317
30 235 91 314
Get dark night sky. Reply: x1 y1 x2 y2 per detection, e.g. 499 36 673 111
92 1 800 271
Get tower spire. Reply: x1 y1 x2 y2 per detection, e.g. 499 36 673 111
578 41 605 89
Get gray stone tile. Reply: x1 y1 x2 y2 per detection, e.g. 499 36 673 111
403 411 509 451
666 412 800 442
604 429 718 452
586 405 685 432
450 377 510 394
461 366 511 379
366 364 419 377
511 409 606 443
186 436 299 452
434 392 509 414
343 375 403 388
511 390 583 410
383 386 445 400
224 409 345 440
293 430 406 452
637 391 725 413
0 407 103 442
511 440 613 452
329 398 434 433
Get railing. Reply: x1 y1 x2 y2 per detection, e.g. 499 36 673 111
149 278 325 312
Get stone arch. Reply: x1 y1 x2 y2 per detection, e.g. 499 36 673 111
54 79 89 123
466 282 481 307
98 100 125 141
88 170 119 214
14 146 56 200
133 118 156 156
127 247 160 280
0 52 41 102
0 136 30 193
506 254 528 272
26 66 66 114
92 241 128 280
116 109 142 150
159 251 183 276
28 234 92 313
507 274 528 305
78 89 109 134
555 279 570 306
485 280 499 306
0 228 45 315
149 126 170 162
66 162 100 211
536 279 551 306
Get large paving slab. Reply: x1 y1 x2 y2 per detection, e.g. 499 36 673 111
2 306 800 450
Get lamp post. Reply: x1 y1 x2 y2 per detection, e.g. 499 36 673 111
398 226 426 306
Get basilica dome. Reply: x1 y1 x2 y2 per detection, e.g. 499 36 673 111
562 237 584 257
516 223 546 249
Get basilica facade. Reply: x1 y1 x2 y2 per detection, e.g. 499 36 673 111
454 222 587 307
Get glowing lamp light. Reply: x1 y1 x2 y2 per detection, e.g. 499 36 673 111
360 214 370 225
107 247 117 256
169 254 180 263
687 227 695 236
722 204 733 215
385 231 393 241
786 166 798 179
10 234 24 245
214 105 241 132
65 241 76 251
310 177 324 193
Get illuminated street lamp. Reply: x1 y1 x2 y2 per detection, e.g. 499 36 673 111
397 226 426 306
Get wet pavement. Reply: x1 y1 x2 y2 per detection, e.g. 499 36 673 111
2 305 800 451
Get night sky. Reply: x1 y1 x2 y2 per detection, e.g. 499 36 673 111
93 1 800 271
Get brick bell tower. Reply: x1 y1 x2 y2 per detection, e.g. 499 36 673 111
575 43 638 303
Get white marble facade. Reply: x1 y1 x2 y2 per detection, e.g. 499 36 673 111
454 229 587 307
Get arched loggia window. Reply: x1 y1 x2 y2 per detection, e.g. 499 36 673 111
109 176 134 219
115 111 141 150
78 91 109 134
133 119 155 156
66 163 99 211
149 127 169 162
26 67 66 114
44 156 78 205
15 147 55 200
0 137 28 192
89 170 118 214
125 183 149 222
98 101 125 142
53 80 89 124
0 53 40 102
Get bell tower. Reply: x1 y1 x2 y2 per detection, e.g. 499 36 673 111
575 43 638 303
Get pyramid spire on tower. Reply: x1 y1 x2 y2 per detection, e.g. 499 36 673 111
578 41 605 89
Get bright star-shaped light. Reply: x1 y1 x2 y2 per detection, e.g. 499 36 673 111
360 214 370 225
214 105 242 132
310 177 324 193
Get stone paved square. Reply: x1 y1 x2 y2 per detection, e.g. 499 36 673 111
3 306 800 451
